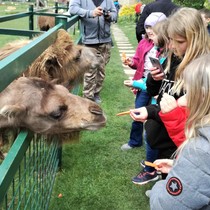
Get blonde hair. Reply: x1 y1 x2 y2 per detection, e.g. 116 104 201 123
166 8 210 94
178 54 210 153
152 19 169 50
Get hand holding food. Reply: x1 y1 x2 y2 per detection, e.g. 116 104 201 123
121 53 132 65
153 159 174 174
124 80 133 87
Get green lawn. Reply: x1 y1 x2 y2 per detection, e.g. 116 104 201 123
49 23 153 210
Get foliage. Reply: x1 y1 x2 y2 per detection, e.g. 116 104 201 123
174 0 205 9
49 31 153 210
118 4 136 23
118 4 135 22
204 0 210 9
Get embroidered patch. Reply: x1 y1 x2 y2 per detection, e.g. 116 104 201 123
166 177 182 196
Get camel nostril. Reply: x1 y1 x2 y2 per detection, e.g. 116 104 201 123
89 106 103 115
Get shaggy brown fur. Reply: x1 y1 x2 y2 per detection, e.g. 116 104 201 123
0 30 103 158
38 15 55 31
0 29 102 90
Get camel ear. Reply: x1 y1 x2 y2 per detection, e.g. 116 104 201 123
45 56 62 69
0 105 26 119
44 56 62 78
65 44 73 51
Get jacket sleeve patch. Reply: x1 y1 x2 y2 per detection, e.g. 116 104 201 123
166 177 182 196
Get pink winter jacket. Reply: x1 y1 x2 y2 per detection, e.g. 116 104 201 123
129 38 154 80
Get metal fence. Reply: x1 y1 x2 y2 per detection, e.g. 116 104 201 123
0 4 80 209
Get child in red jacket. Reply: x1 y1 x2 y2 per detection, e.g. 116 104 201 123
159 93 188 147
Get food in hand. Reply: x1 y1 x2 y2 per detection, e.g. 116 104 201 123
124 80 132 87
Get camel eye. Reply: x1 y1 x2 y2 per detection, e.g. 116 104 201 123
49 105 67 120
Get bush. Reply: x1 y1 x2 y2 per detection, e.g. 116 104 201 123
118 4 136 23
174 0 205 9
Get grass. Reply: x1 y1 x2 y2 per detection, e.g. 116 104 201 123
0 8 154 209
49 22 154 210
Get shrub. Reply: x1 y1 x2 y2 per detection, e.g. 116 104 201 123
118 4 136 23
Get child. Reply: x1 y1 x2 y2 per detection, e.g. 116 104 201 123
150 54 210 209
120 12 167 151
130 8 210 185
199 8 210 34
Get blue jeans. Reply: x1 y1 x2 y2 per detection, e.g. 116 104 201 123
145 138 159 172
128 90 150 147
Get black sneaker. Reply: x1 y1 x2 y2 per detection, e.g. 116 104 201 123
132 169 159 185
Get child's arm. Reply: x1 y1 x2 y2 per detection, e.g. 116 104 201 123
124 78 147 90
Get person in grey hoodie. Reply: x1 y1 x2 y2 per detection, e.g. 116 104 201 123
69 0 117 103
149 54 210 210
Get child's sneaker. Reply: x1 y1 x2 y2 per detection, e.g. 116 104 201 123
132 169 159 185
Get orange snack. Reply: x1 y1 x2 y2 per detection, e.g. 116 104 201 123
58 193 63 198
116 111 130 116
144 161 157 168
122 52 127 61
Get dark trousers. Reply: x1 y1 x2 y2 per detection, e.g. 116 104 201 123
128 90 150 147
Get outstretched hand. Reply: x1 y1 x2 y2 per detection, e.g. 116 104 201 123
160 93 177 113
154 159 174 174
129 107 148 122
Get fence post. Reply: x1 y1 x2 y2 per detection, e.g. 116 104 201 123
28 4 34 36
55 1 58 13
55 16 68 30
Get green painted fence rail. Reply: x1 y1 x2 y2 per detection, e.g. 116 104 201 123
0 3 81 209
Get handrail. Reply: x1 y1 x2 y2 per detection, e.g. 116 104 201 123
0 23 63 91
0 130 33 203
0 5 81 206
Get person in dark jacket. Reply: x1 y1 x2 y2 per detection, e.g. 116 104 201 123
136 0 179 42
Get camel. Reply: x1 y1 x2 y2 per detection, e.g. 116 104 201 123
0 29 104 158
0 77 106 136
38 15 55 31
0 29 102 90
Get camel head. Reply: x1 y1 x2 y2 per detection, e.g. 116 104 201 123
0 77 106 135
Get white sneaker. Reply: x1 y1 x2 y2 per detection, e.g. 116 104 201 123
145 190 151 198
121 143 133 151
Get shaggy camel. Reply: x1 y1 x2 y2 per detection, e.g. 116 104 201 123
0 77 106 135
38 15 55 31
0 30 103 158
0 29 102 90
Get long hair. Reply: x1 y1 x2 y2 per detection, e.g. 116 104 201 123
166 8 210 94
178 54 210 153
152 19 169 50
